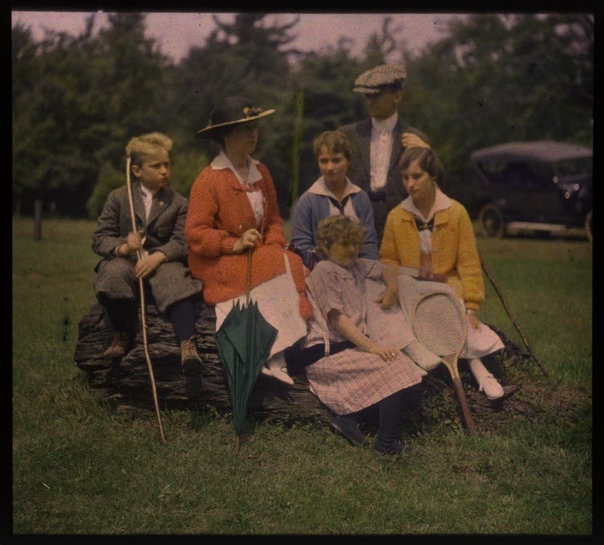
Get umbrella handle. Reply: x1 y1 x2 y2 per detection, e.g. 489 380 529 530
246 248 252 304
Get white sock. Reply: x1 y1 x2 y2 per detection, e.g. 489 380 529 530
468 358 503 400
266 352 294 385
468 358 490 380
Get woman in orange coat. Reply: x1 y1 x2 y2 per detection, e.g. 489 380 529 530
185 97 313 385
380 147 505 400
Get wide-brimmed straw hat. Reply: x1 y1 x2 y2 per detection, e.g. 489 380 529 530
195 96 276 139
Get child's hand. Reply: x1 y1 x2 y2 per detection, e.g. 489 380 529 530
370 344 400 362
468 314 481 331
134 251 167 278
126 230 144 253
374 289 398 310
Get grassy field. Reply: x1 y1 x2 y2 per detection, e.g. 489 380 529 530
11 216 592 536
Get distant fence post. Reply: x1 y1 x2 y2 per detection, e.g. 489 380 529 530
34 199 42 241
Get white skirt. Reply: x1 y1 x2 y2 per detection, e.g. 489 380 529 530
214 254 308 358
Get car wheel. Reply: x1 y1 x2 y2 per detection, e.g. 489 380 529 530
478 203 505 238
585 209 593 244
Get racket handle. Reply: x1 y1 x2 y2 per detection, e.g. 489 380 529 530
452 376 477 434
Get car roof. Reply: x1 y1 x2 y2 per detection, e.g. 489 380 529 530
471 141 592 163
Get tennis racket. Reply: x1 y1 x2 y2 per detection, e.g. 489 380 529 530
412 290 476 434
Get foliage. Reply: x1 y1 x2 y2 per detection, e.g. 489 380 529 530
85 161 125 219
404 13 593 194
12 12 593 219
169 14 305 215
290 47 364 196
12 13 172 217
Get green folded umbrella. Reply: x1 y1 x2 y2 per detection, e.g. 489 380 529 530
214 298 277 451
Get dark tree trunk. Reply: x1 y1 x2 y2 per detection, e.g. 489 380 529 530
73 301 332 423
73 301 527 428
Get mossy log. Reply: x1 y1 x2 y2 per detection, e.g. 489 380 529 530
73 301 528 428
73 301 332 423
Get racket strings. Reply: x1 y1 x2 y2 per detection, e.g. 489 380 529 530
414 294 465 356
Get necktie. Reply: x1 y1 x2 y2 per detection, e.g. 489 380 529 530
142 191 152 220
415 216 434 232
328 195 351 214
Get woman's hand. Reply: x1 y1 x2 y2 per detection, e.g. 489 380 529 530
233 228 262 254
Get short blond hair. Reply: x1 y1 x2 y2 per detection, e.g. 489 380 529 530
316 215 365 254
125 132 173 166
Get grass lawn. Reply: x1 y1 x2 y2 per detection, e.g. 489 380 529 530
11 216 592 536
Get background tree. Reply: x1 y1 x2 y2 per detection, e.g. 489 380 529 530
169 13 301 215
290 44 362 197
12 23 43 216
404 13 593 202
84 12 173 217
12 12 593 220
12 13 172 217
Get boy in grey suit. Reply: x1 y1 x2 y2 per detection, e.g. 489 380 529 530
339 64 431 243
92 132 203 374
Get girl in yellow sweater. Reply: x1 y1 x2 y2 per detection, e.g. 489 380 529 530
380 147 505 400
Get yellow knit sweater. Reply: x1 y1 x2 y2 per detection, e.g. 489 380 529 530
379 198 485 312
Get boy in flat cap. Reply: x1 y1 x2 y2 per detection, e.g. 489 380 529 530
339 64 430 243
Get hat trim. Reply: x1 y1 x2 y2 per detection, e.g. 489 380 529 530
195 108 276 138
353 86 383 94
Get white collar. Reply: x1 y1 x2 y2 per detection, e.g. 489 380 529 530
308 176 361 199
140 184 159 199
371 111 398 134
400 188 451 222
211 151 262 184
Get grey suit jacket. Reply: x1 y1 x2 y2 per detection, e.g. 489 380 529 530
339 117 429 240
92 182 189 264
92 182 202 313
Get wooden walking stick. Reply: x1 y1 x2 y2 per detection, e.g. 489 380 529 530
481 259 549 378
125 156 167 443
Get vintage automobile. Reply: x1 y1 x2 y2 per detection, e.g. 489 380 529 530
468 141 592 239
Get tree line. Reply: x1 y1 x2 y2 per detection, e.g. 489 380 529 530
12 12 593 219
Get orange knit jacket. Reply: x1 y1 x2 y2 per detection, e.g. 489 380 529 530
185 162 313 320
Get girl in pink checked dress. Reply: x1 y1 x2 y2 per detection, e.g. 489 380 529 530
302 215 427 455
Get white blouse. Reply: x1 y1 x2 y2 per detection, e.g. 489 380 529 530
211 151 265 228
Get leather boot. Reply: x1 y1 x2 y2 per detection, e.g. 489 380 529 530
102 331 134 359
180 337 203 375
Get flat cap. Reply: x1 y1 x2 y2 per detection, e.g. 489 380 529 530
352 64 406 94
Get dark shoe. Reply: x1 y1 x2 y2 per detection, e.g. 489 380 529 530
102 331 134 359
374 437 408 456
330 415 368 447
181 338 203 375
